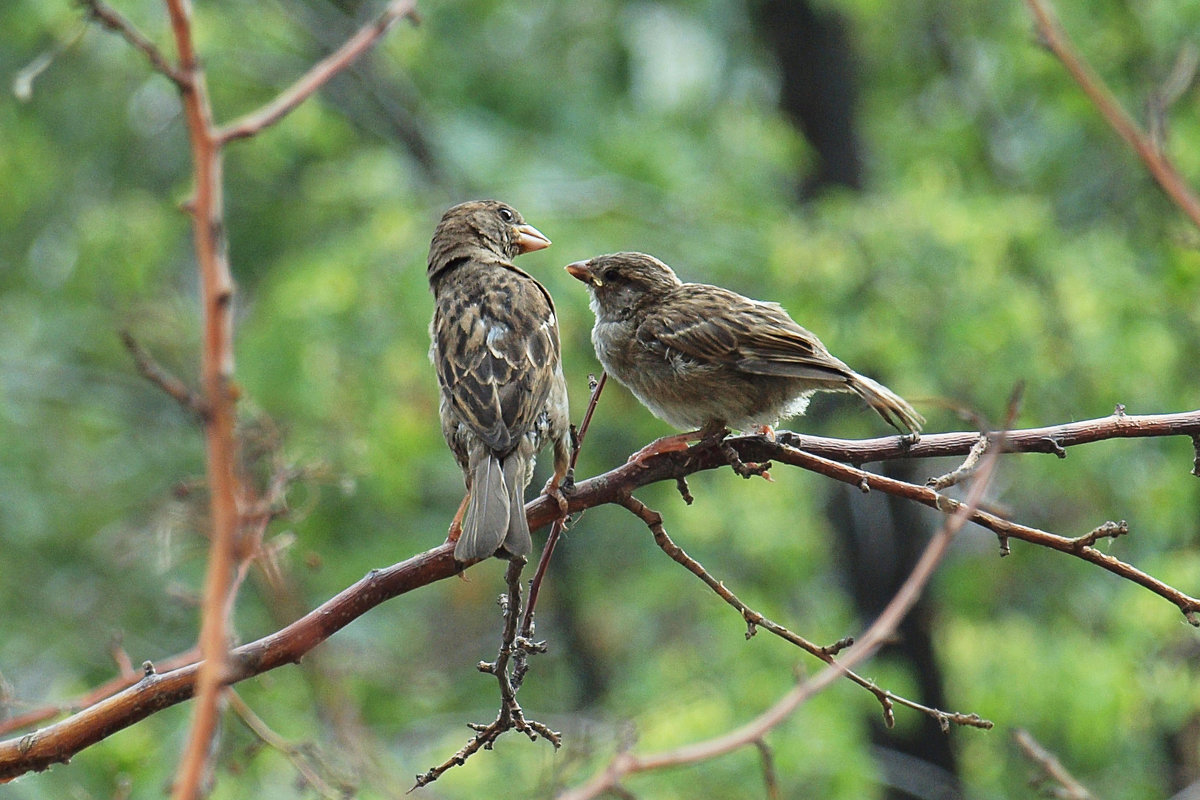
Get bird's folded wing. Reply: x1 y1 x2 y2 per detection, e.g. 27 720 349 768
638 286 851 382
434 267 561 454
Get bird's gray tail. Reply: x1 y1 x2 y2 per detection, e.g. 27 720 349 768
501 454 532 558
456 454 510 561
848 373 925 436
455 452 532 561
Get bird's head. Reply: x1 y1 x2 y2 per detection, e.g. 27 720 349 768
428 200 550 282
565 252 682 318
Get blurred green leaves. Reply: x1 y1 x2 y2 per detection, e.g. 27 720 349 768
4 0 1200 797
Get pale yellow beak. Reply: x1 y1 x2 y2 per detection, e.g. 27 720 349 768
514 223 551 254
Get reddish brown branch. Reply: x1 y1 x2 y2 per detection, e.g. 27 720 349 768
216 0 419 144
1023 0 1200 230
0 545 461 781
4 410 1199 780
160 0 238 793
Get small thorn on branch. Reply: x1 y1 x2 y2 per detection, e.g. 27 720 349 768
675 477 694 505
820 637 854 657
1042 436 1067 458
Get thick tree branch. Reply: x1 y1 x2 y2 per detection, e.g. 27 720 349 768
4 410 1199 780
0 545 460 781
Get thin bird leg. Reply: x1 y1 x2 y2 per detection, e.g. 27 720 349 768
627 430 703 464
541 469 569 518
446 492 470 546
752 424 777 442
627 422 729 466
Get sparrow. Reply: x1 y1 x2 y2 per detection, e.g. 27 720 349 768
428 200 571 562
565 252 922 453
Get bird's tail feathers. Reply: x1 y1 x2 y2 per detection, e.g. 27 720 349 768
456 454 510 561
501 454 532 558
848 373 924 435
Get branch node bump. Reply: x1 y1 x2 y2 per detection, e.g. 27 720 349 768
1042 436 1067 458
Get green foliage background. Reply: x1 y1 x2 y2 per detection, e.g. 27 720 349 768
3 0 1200 797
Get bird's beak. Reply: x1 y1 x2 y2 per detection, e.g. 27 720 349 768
565 261 599 287
514 223 551 254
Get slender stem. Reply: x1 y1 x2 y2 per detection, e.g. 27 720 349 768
216 0 418 144
161 0 239 796
521 373 608 636
1024 0 1200 229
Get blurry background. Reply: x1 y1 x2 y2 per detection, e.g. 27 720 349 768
3 0 1200 797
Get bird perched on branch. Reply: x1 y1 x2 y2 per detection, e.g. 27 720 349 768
566 252 922 457
428 200 570 561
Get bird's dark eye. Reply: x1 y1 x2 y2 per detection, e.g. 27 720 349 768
497 207 515 223
601 268 618 283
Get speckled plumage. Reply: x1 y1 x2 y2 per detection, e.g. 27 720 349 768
567 252 922 436
429 201 570 561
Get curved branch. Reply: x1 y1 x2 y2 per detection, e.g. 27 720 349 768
4 409 1199 780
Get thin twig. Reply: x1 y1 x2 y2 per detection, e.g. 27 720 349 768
755 739 781 800
76 0 188 86
618 494 990 731
414 558 559 789
119 330 208 420
228 691 350 800
521 372 608 639
1023 0 1200 230
216 0 419 144
1014 728 1097 800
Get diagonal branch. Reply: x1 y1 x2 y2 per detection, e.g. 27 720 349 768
216 0 419 144
1023 0 1200 230
76 0 188 87
119 330 208 421
618 493 990 731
